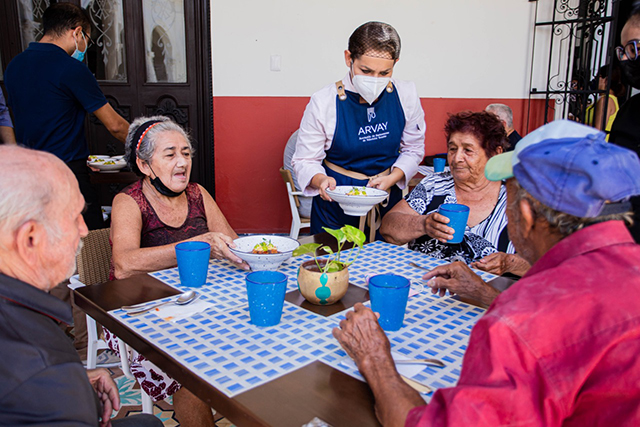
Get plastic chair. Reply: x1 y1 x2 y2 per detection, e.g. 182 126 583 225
69 227 154 414
279 167 311 239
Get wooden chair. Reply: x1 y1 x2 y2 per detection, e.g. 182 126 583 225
69 228 153 414
279 167 311 239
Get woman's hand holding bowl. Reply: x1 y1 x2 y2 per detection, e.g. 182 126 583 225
198 232 250 270
312 174 337 201
424 212 455 243
368 174 395 191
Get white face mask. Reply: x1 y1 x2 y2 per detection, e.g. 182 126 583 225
351 73 391 105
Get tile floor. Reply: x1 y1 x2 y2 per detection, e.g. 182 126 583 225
107 363 234 426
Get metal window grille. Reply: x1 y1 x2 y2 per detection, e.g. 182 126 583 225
528 0 622 131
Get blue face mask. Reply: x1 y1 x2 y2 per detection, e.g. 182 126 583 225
71 31 87 62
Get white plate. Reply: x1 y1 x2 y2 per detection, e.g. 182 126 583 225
230 235 300 271
87 155 111 162
90 160 127 172
326 186 389 216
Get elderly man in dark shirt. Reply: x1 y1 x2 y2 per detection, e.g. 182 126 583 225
486 103 522 150
0 145 160 426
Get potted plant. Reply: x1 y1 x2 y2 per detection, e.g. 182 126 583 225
293 225 366 305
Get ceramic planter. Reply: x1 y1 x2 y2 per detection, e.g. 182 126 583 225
297 259 349 305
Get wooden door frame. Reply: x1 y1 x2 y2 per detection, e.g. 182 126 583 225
186 0 215 197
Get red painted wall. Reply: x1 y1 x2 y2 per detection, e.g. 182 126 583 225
213 97 548 233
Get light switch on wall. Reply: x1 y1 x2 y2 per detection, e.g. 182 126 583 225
270 55 281 71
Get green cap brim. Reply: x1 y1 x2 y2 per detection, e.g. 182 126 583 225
485 151 515 181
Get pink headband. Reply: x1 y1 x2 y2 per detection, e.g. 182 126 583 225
136 122 162 151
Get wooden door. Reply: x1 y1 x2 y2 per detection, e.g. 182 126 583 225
0 0 214 193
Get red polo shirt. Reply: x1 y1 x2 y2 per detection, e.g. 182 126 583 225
407 220 640 426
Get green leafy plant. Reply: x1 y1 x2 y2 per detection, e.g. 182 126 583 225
292 224 366 273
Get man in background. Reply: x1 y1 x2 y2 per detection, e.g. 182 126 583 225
4 3 129 230
486 103 522 150
610 9 640 243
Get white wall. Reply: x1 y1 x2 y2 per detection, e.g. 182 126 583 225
211 0 539 98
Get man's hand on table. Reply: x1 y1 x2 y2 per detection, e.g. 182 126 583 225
423 261 500 308
332 303 425 427
471 252 530 277
87 368 120 427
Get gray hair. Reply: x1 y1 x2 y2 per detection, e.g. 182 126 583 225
0 147 63 248
486 103 514 128
125 115 194 175
511 178 633 237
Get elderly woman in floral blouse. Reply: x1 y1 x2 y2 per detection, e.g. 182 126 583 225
381 110 529 277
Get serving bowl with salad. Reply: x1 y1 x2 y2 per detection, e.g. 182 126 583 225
230 235 300 271
325 185 389 216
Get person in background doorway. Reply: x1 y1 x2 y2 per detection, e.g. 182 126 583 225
4 3 129 231
610 9 640 243
292 21 425 239
586 63 625 137
485 103 521 150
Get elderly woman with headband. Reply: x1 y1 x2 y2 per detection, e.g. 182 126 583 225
110 115 246 279
106 116 246 427
292 21 425 238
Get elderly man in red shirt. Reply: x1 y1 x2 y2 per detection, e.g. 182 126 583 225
333 120 640 426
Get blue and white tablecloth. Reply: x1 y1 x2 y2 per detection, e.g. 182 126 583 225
110 241 494 398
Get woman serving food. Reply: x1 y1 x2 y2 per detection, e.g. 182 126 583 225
106 115 247 427
292 21 425 236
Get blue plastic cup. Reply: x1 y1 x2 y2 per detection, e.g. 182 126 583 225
433 157 446 173
368 274 411 331
246 271 288 326
437 203 470 244
175 241 211 287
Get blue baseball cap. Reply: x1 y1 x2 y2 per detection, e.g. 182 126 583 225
485 120 640 218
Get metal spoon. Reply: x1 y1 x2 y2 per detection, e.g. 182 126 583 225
123 291 198 315
408 261 430 271
395 358 446 368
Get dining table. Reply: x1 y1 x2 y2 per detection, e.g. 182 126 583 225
73 233 513 427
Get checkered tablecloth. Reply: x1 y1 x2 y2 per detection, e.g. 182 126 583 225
110 241 494 398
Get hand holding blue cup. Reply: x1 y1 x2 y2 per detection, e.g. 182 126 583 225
175 241 211 287
368 274 423 331
246 271 288 326
437 203 470 244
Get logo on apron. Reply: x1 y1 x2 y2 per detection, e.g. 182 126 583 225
367 107 376 123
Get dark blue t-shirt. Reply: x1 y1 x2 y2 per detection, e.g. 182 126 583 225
4 43 107 162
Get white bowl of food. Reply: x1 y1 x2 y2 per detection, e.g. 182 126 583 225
326 186 389 216
91 159 127 173
229 235 300 271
